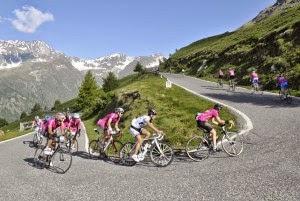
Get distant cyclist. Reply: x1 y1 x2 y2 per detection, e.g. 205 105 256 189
67 113 82 149
217 69 224 86
195 104 226 152
250 70 260 91
96 107 124 147
228 68 235 80
276 74 289 97
129 109 163 162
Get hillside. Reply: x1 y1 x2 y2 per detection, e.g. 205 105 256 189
84 74 236 148
0 40 163 121
161 3 300 94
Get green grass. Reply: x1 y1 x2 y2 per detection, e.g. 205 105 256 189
84 74 237 148
162 4 300 93
0 121 30 142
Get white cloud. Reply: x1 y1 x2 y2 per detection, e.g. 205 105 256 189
12 6 54 33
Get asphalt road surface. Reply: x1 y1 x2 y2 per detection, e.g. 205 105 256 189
0 73 299 201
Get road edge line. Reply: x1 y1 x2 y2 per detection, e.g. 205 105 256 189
0 132 33 144
163 75 253 140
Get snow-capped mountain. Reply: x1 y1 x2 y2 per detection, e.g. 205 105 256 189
0 40 164 121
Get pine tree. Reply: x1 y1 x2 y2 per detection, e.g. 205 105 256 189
76 70 104 111
134 62 145 74
0 118 8 128
102 72 119 92
51 100 62 111
20 111 27 120
31 103 43 115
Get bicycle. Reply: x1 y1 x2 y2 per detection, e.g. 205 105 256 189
185 123 244 162
217 78 223 88
251 80 263 95
228 79 236 91
279 89 292 104
33 134 73 174
65 130 79 154
88 129 123 159
32 126 43 147
119 133 174 167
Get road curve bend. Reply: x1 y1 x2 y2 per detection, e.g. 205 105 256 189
0 73 299 201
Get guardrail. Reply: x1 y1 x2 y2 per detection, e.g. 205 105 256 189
19 122 33 132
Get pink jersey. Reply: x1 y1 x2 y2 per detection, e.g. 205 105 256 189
251 72 258 79
45 118 65 133
228 69 235 76
68 118 81 132
97 113 120 129
196 108 219 122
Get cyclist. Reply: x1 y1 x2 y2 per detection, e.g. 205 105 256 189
96 107 124 147
43 113 66 155
276 74 289 97
218 69 224 86
67 113 82 149
195 104 225 152
228 68 236 89
250 70 259 91
32 116 43 133
129 109 163 162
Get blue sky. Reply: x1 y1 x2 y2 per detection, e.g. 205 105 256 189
0 0 275 58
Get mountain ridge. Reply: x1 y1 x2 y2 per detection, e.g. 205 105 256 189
0 40 164 121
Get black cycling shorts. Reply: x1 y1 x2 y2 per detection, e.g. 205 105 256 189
229 75 235 80
196 121 213 132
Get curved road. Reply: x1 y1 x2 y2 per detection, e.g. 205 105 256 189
0 74 299 201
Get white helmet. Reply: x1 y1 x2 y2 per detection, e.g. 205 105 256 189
115 107 124 113
34 116 40 121
73 113 80 119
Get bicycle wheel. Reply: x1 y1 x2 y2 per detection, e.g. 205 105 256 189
33 146 47 169
67 139 79 155
89 140 101 158
186 136 210 161
150 143 174 167
119 142 136 166
286 96 292 104
221 132 244 156
51 147 72 174
105 140 123 158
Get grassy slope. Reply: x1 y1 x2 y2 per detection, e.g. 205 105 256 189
84 74 236 148
173 5 300 59
163 5 300 95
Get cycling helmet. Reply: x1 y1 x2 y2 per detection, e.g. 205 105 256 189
45 115 51 121
34 116 39 121
115 107 124 113
148 108 157 116
55 112 65 121
214 103 223 111
73 113 80 119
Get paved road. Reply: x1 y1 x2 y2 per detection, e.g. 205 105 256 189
1 74 299 201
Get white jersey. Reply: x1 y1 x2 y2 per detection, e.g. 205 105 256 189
131 115 151 129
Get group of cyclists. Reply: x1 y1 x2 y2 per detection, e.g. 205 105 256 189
217 67 290 97
32 112 82 156
32 101 227 164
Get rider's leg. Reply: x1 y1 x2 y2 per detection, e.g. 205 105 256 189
210 129 217 150
133 134 143 156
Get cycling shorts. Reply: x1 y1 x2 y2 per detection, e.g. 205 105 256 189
129 125 142 137
280 82 288 90
252 78 259 84
229 75 235 80
196 121 213 132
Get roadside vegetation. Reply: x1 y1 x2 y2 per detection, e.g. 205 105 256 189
1 60 237 146
160 5 300 96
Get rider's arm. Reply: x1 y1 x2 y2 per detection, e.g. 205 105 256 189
212 116 225 125
147 122 161 133
114 121 120 132
107 118 113 132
